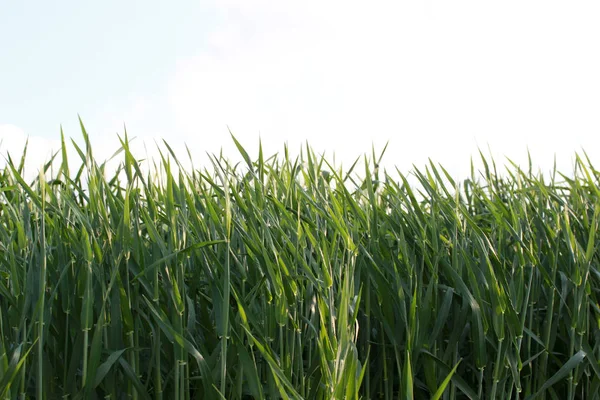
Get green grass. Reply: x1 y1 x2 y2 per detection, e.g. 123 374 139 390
1 121 600 399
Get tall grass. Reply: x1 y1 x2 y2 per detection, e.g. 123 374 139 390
1 122 600 399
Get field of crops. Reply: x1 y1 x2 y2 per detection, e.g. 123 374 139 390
1 125 600 399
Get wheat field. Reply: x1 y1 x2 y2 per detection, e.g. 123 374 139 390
1 122 600 399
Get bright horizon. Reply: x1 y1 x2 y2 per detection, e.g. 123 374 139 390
1 1 599 182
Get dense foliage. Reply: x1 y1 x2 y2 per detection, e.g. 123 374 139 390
1 124 600 399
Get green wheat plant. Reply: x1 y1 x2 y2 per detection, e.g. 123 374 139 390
1 120 600 399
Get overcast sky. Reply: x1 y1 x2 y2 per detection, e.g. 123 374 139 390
1 1 599 181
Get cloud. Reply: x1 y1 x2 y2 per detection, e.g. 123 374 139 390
0 124 62 181
165 1 600 180
0 122 191 186
4 1 599 184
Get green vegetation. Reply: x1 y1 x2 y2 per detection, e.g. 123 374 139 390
1 122 600 399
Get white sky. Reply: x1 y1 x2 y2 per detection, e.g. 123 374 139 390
1 1 599 182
